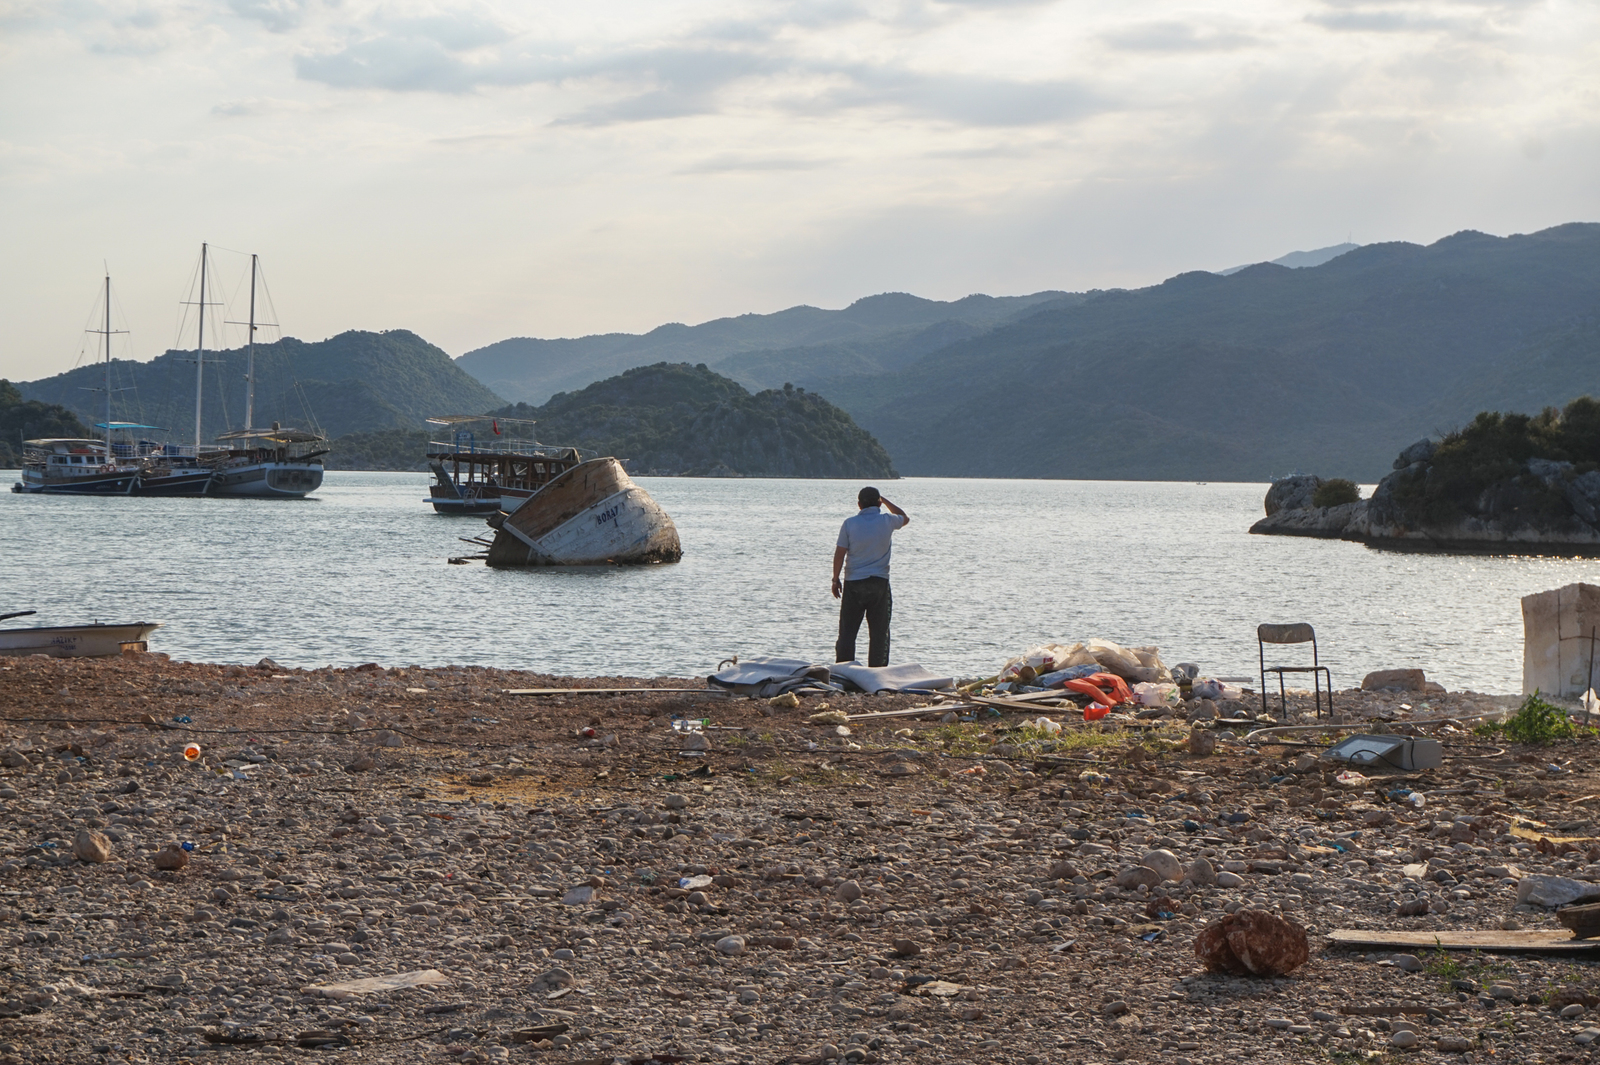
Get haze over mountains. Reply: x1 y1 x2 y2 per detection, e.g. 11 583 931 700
16 224 1600 482
459 223 1600 481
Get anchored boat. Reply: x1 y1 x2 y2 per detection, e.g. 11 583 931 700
0 611 161 658
425 416 581 515
482 457 681 566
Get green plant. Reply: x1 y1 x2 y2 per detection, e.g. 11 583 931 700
1312 478 1361 508
1424 947 1464 984
1483 691 1594 744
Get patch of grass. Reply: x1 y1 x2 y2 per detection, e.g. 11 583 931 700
1477 691 1595 744
929 723 995 755
1424 947 1464 983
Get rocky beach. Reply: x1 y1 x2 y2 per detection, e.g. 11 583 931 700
5 652 1600 1065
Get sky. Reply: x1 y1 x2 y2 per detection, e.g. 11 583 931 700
2 0 1598 381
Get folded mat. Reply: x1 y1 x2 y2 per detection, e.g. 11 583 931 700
707 657 837 698
829 662 955 694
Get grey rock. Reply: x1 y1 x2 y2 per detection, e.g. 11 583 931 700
1215 871 1245 888
1394 438 1436 469
1186 857 1218 887
1529 457 1575 488
1567 470 1600 525
1115 866 1164 889
72 828 112 864
1140 849 1183 883
1390 1030 1419 1048
1391 953 1424 972
1264 474 1323 516
663 794 689 810
1515 874 1600 909
715 935 747 955
835 880 863 903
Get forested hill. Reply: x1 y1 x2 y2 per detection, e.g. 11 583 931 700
0 380 90 468
827 223 1600 480
492 363 897 478
20 330 504 443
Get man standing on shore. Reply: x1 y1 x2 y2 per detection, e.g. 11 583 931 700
831 486 909 668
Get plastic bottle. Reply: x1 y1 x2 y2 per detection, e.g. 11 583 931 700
183 743 202 761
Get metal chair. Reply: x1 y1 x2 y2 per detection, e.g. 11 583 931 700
1258 623 1332 720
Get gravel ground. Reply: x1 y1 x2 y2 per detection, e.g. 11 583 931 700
3 652 1600 1065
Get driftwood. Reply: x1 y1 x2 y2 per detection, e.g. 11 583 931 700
1328 928 1600 954
1558 902 1600 939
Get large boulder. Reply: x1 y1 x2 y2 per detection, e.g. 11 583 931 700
1567 470 1600 525
1264 475 1323 516
1393 438 1437 469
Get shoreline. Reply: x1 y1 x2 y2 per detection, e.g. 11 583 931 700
2 652 1585 1063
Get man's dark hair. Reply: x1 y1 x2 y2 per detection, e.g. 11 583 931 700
858 486 881 508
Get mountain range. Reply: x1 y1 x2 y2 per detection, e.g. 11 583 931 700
458 223 1600 481
19 330 502 444
16 223 1600 482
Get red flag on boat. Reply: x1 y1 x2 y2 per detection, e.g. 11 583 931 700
492 419 501 435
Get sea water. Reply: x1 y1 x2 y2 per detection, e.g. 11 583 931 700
3 472 1599 692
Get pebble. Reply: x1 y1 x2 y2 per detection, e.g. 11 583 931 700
1391 953 1424 972
69 828 113 863
1391 1030 1419 1048
1141 848 1183 882
0 656 1591 1063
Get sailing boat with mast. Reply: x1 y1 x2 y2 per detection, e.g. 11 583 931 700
13 273 141 495
206 251 327 498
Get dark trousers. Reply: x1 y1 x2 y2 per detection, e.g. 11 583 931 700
836 576 892 667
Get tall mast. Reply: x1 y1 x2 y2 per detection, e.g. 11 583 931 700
194 242 207 452
103 274 112 459
245 253 257 432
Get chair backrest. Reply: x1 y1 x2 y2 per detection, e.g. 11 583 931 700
1258 623 1315 645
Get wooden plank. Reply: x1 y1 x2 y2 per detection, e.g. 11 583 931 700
846 705 972 721
1327 928 1600 954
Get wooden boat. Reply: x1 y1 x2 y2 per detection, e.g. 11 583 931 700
0 611 161 657
210 425 327 498
13 274 141 495
424 416 580 515
138 246 326 498
483 457 681 566
14 438 139 494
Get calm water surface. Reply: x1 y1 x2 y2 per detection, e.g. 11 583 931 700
4 472 1599 692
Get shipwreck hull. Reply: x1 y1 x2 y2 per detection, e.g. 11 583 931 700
485 457 681 567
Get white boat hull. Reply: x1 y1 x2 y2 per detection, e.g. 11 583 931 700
211 461 324 498
0 622 162 658
486 458 680 566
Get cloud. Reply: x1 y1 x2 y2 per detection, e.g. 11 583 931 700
227 0 310 34
1103 20 1258 52
677 153 837 174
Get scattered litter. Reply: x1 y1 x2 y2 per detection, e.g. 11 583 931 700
1323 734 1443 771
182 744 201 761
304 968 451 1000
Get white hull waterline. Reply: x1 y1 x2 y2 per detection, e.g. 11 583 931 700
485 457 681 566
210 460 324 498
0 622 162 658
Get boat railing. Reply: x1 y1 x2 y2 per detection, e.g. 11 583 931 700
427 437 581 459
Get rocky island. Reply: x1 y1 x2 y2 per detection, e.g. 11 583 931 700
1253 397 1600 553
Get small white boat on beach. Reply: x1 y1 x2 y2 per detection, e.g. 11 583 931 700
0 611 162 658
483 457 681 566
